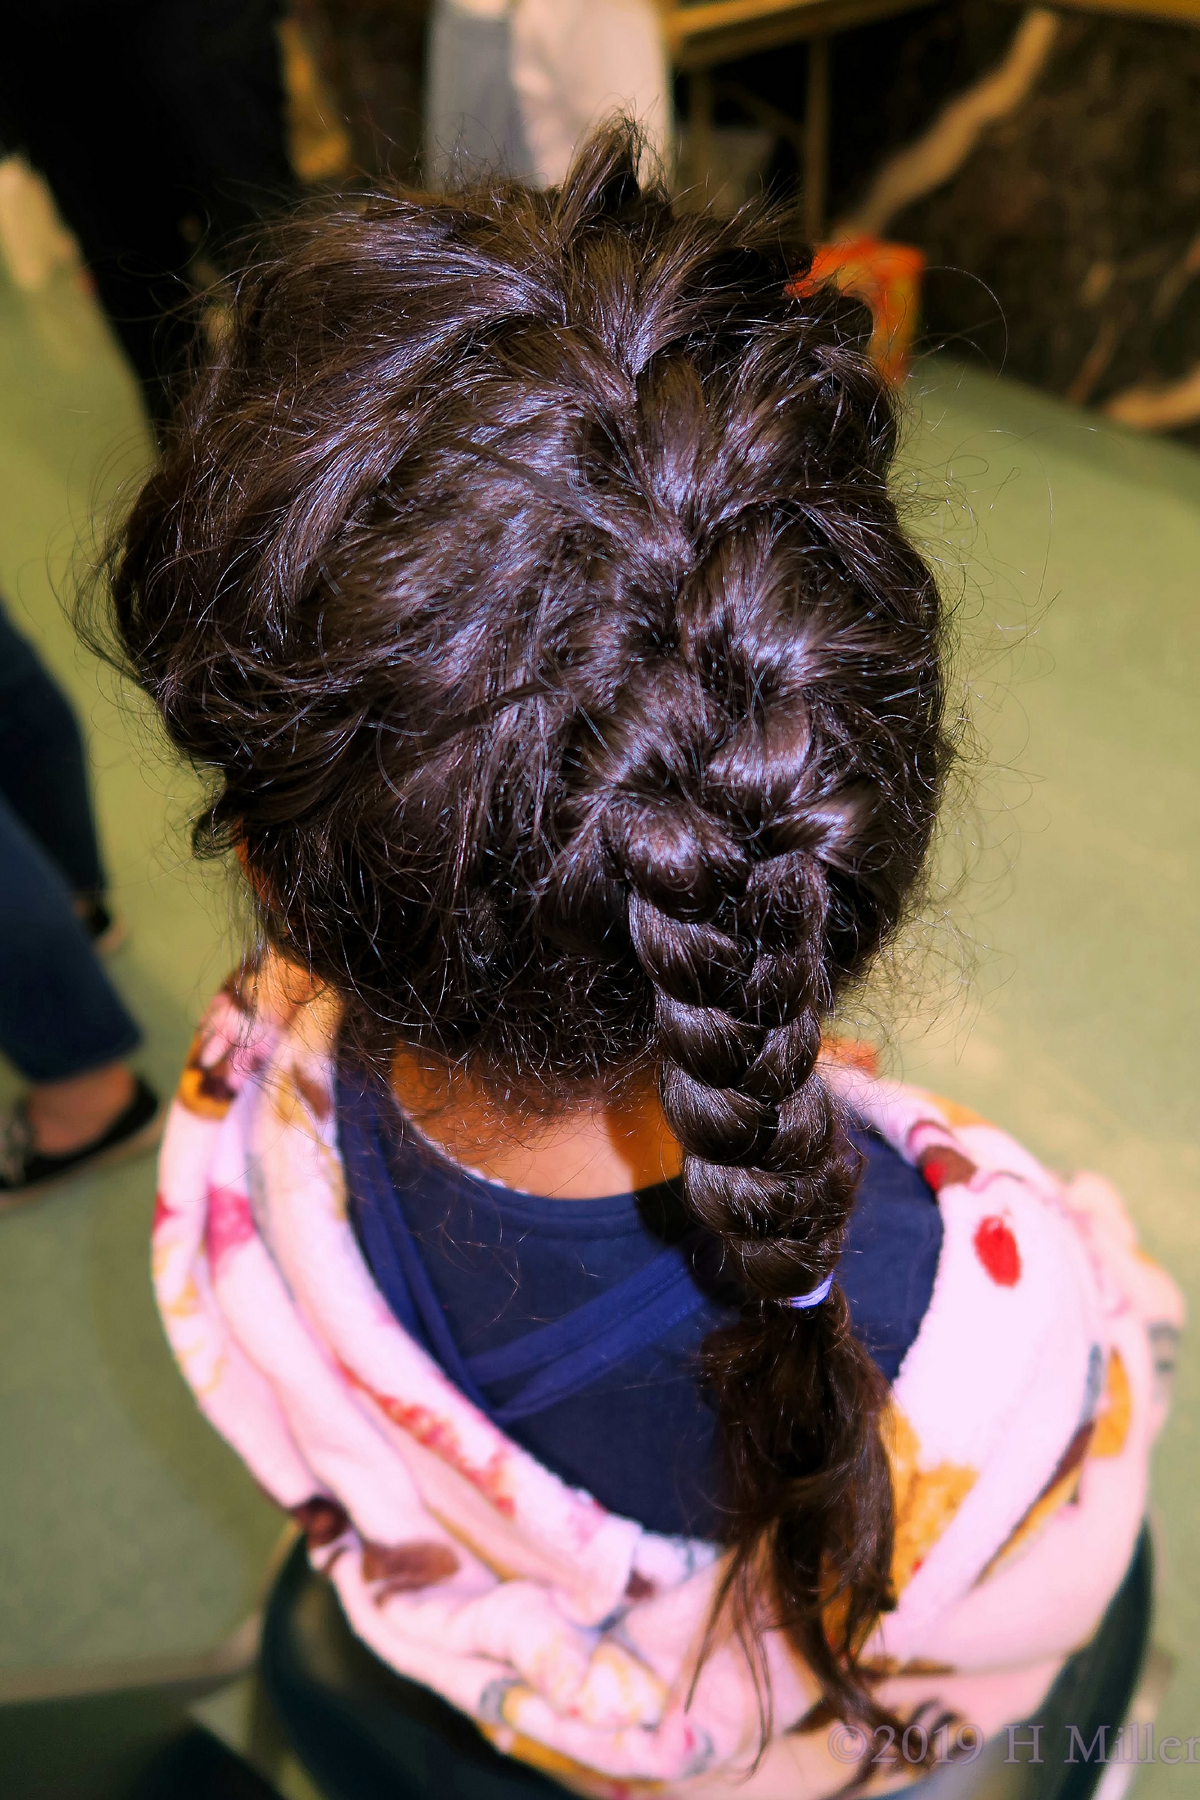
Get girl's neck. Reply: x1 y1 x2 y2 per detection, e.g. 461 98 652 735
390 1048 682 1199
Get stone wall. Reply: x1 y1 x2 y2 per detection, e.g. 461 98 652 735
687 0 1200 436
879 4 1200 434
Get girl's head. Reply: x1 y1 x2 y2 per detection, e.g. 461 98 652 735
111 128 948 1725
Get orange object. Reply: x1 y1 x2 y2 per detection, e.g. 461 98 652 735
790 236 927 385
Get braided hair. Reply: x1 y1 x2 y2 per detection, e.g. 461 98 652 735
106 126 949 1730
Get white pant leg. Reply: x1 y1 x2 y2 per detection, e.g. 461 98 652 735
426 0 535 186
510 0 671 188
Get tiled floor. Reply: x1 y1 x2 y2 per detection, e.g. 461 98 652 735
0 257 1196 1793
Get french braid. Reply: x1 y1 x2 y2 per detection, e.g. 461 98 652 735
550 528 911 1718
105 126 949 1733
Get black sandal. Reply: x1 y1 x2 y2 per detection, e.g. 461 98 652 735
0 1076 161 1201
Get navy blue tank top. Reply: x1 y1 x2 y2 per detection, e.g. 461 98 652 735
337 1066 942 1539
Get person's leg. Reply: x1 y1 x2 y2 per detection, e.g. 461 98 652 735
0 0 294 424
425 0 535 188
0 793 153 1183
0 604 106 901
0 3 192 417
0 788 139 1080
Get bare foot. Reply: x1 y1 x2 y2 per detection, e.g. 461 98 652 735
25 1063 137 1156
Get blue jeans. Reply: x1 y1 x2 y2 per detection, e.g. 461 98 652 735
0 605 141 1082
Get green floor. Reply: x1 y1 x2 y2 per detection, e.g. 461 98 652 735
0 259 1196 1791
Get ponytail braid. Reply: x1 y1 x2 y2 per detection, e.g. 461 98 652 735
558 552 900 1724
107 124 947 1739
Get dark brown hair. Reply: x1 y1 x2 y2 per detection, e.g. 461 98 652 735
107 127 948 1731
